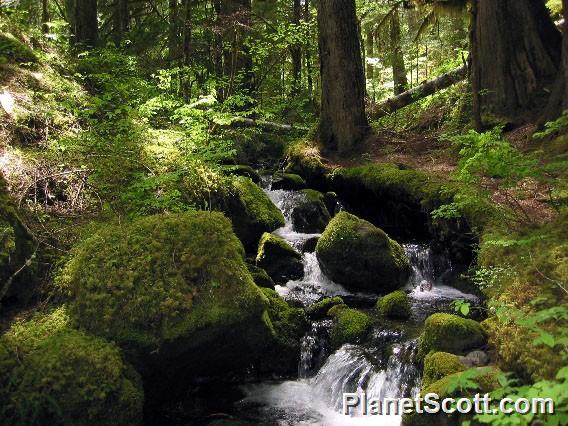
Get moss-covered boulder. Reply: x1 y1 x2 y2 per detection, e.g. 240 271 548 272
329 308 373 348
418 313 486 360
284 143 327 190
56 211 274 377
376 290 412 319
316 212 410 293
246 263 275 289
0 175 37 305
259 288 308 374
220 165 261 183
224 177 285 251
271 172 306 190
0 308 143 425
306 296 344 320
292 189 331 233
256 233 303 285
422 352 466 388
0 33 37 64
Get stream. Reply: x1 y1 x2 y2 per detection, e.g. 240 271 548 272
229 182 481 425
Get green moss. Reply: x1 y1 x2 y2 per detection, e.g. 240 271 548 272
256 232 303 284
330 308 373 348
0 33 37 64
306 296 344 320
418 313 486 360
0 309 143 425
422 352 466 388
56 211 273 371
284 142 327 187
246 263 275 289
327 303 349 317
377 290 411 319
220 165 261 183
291 189 331 233
226 177 285 250
316 212 410 293
272 172 306 190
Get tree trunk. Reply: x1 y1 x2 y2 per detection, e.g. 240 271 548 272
112 0 129 44
304 0 314 102
365 22 374 79
69 0 98 46
371 65 468 119
471 0 561 119
290 0 302 95
168 0 179 61
42 0 50 34
390 5 408 95
317 0 369 154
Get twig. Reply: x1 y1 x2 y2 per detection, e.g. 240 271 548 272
18 169 92 207
0 245 39 308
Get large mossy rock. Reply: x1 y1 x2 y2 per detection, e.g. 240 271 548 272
284 143 328 190
0 308 143 425
329 307 373 348
306 296 344 320
271 172 306 191
418 313 486 360
291 189 331 233
259 288 308 374
316 212 410 293
56 211 274 377
224 176 285 251
422 351 466 388
246 263 275 289
220 165 261 183
256 233 303 284
376 290 411 319
0 175 37 305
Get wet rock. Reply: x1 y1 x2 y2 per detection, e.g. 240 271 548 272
246 263 275 289
301 236 319 253
271 172 306 190
376 290 411 320
460 350 489 367
292 189 331 233
256 233 304 285
305 296 344 320
224 176 285 252
422 352 466 388
323 191 339 215
316 212 411 293
417 313 486 360
329 307 373 348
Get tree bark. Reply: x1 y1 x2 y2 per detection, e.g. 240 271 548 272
390 5 408 95
69 0 98 46
42 0 50 34
304 0 314 101
290 0 302 95
112 0 129 44
471 0 561 119
168 0 179 61
317 0 369 154
365 22 374 79
371 65 468 119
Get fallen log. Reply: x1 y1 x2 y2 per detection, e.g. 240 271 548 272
370 65 468 119
229 117 309 132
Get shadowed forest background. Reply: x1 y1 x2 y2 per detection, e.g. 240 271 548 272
0 0 567 425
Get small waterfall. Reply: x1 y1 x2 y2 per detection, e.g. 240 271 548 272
299 319 332 378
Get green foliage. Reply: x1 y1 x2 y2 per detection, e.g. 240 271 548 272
449 127 539 186
0 32 37 64
450 298 471 317
534 110 568 140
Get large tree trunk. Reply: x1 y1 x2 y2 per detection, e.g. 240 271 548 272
290 0 302 95
371 65 468 119
471 0 561 120
390 5 408 95
317 0 369 154
112 0 129 44
68 0 98 46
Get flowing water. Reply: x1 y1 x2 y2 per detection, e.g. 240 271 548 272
233 183 481 425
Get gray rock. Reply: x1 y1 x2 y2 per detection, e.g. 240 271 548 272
460 350 489 367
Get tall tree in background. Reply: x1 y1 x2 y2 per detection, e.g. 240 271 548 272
112 0 129 44
390 3 408 95
317 0 369 154
67 0 98 46
290 0 302 94
470 0 561 124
